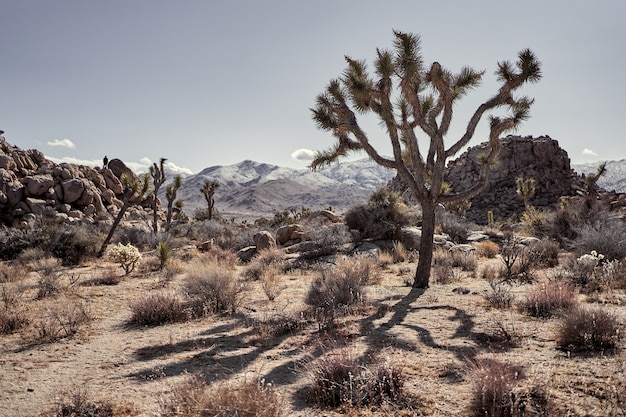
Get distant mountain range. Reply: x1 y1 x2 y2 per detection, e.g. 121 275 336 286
170 159 395 219
163 158 626 220
572 160 626 193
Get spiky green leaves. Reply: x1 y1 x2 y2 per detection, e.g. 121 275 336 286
496 48 542 85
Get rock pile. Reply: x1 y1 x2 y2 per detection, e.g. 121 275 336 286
0 132 145 226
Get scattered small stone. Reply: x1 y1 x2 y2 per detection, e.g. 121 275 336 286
452 286 471 295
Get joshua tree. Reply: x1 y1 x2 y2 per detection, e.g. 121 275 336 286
165 174 182 228
149 158 167 233
311 31 541 288
201 180 219 221
516 177 536 207
98 172 150 257
585 161 607 197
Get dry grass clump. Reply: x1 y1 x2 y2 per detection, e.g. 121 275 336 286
50 390 114 417
201 244 240 266
483 281 515 309
0 261 29 283
161 375 284 417
468 358 529 417
525 238 560 267
450 250 478 272
252 312 306 338
260 263 282 301
0 284 29 334
336 255 381 285
83 268 123 286
476 240 499 258
183 260 245 315
35 301 91 343
128 292 186 326
305 345 407 410
518 281 578 318
557 305 621 352
244 247 287 281
35 258 63 299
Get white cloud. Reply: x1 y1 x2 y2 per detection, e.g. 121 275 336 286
47 138 76 149
45 155 100 167
291 148 317 162
582 148 599 157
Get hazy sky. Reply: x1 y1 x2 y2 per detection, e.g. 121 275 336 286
1 1 624 174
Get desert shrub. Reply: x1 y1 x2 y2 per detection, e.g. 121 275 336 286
252 312 305 338
244 247 287 281
128 292 186 326
0 261 28 283
300 221 354 259
561 251 625 292
16 246 48 266
518 281 577 318
161 258 186 283
201 245 239 266
573 218 626 261
476 240 499 258
450 250 478 272
0 284 29 334
161 375 284 417
336 255 381 285
35 259 62 299
519 205 547 237
345 188 412 240
50 224 101 266
525 238 560 268
441 213 473 243
469 359 525 417
53 390 114 417
391 240 408 263
36 301 91 343
557 305 621 352
260 263 282 301
304 261 366 328
83 268 122 286
483 281 515 309
183 261 244 315
306 346 406 409
109 243 141 275
114 224 152 250
499 238 535 282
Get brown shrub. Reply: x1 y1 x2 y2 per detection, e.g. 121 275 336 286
0 262 29 283
35 301 91 343
526 238 560 268
519 281 578 318
53 390 114 417
483 281 515 309
244 247 287 281
476 240 499 258
161 375 284 417
183 261 244 315
84 268 122 286
128 292 186 326
468 359 525 417
557 305 621 352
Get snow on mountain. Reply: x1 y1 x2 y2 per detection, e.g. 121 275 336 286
173 159 395 218
572 160 626 193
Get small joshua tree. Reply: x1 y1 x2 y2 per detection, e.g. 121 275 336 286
165 174 182 229
516 176 536 207
201 180 219 221
98 173 150 257
149 158 167 233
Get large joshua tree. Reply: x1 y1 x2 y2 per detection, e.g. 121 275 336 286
311 31 541 288
149 158 167 233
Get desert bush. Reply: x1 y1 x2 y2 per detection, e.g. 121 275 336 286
16 246 48 266
161 258 186 283
161 375 284 417
391 240 408 263
450 250 478 272
468 359 525 417
336 255 381 285
0 261 28 283
53 390 114 417
304 261 367 328
260 263 282 301
252 312 305 338
499 238 535 282
200 245 239 266
109 243 141 275
562 250 624 293
36 301 91 343
573 218 626 261
35 259 62 299
525 238 560 268
0 284 29 334
483 281 515 309
50 224 101 266
183 261 244 315
519 205 547 237
345 188 412 240
441 213 473 243
300 222 354 259
476 240 499 258
114 224 152 250
128 292 186 326
557 305 621 352
84 268 122 286
518 281 577 318
306 345 406 409
244 247 287 281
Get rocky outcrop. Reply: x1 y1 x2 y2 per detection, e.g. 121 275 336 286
444 135 583 223
0 133 153 226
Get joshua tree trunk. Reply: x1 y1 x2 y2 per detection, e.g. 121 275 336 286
414 200 436 288
98 203 129 257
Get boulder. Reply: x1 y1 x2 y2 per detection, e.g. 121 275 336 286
399 227 422 251
237 246 257 263
25 174 54 197
276 224 305 245
61 178 86 204
254 231 276 251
